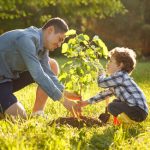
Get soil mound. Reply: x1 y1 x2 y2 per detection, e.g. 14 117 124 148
49 116 102 128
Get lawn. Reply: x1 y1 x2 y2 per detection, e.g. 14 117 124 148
0 57 150 150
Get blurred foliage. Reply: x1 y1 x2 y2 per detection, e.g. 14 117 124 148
89 0 150 57
0 0 125 33
0 0 149 56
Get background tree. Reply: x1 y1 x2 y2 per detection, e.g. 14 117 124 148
89 0 150 57
2 1 149 57
0 0 125 31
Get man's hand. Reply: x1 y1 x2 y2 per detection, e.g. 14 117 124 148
77 100 89 107
60 97 82 117
63 91 81 100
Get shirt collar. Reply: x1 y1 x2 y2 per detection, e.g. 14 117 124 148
38 28 44 51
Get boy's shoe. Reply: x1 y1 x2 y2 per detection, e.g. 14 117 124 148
117 113 136 124
99 112 137 126
113 116 121 125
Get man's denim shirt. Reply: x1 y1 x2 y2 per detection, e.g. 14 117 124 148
0 26 64 100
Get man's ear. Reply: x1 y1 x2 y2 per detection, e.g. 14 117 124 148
47 26 54 33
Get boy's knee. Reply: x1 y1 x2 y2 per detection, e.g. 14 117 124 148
107 103 117 116
107 103 113 113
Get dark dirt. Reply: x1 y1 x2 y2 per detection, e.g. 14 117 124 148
98 107 110 123
49 116 103 128
99 113 110 124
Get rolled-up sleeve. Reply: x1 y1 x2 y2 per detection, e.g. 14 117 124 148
15 36 63 100
39 51 64 92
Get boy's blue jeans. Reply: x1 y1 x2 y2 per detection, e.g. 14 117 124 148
108 99 148 122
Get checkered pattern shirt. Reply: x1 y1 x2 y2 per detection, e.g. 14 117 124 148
87 71 148 114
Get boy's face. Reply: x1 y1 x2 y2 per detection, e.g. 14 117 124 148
106 56 123 75
44 26 65 51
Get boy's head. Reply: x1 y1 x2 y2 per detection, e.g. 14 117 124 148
107 47 136 74
42 17 69 51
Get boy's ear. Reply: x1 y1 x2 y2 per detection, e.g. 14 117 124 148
119 62 124 69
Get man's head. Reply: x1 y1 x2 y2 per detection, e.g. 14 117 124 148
42 17 69 51
107 47 136 75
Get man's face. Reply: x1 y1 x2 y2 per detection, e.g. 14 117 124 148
44 26 65 51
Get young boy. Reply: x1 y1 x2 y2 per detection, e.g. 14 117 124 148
79 47 148 123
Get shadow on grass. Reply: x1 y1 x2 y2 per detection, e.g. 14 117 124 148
88 124 143 150
88 126 115 150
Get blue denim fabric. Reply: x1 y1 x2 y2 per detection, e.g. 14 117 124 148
0 26 64 100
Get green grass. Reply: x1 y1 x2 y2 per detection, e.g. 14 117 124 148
0 58 150 150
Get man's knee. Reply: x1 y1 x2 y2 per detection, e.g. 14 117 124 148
5 102 27 119
49 58 60 76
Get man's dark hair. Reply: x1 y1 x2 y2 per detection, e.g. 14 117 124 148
42 17 69 33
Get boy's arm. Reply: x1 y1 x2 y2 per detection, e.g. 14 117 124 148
97 72 123 88
78 89 113 107
87 89 113 104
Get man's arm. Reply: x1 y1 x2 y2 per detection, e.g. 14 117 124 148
39 52 64 92
15 36 62 100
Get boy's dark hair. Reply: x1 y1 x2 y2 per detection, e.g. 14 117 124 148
109 47 136 74
42 17 69 33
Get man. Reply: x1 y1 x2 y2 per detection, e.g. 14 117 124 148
32 58 60 116
0 17 80 119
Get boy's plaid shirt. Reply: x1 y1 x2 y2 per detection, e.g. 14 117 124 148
87 71 148 114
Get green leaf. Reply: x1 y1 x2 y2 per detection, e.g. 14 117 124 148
66 82 73 90
69 69 75 74
102 45 108 59
79 51 85 57
62 43 68 53
92 35 108 58
93 35 99 40
59 72 68 81
76 67 84 76
65 29 76 36
78 34 85 41
68 38 76 44
84 35 90 41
